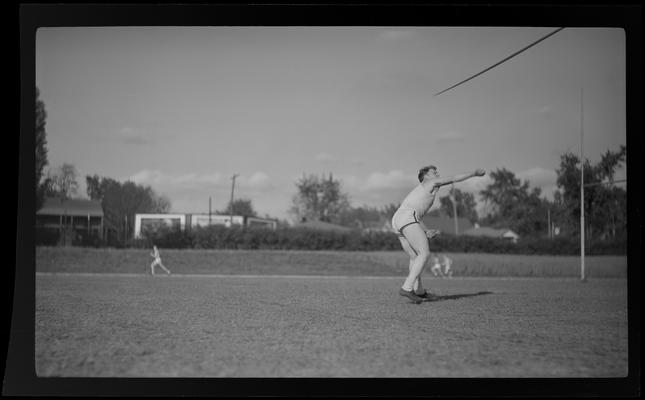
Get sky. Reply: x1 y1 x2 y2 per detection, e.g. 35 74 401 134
35 27 626 221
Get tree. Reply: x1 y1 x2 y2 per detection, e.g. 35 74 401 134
45 163 79 199
86 174 118 200
479 168 526 219
85 175 173 242
554 146 626 240
439 188 479 223
87 175 171 213
35 87 49 209
479 168 549 236
152 193 172 214
220 198 257 217
289 173 351 224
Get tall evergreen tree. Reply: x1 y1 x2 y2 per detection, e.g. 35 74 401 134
35 87 49 210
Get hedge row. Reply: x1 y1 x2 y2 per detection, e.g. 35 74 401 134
122 225 626 255
35 227 103 247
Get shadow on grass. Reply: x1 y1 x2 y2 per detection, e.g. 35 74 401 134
425 291 493 302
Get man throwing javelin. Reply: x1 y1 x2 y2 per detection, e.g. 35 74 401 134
392 165 485 303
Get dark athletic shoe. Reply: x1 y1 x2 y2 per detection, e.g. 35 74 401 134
399 288 423 304
416 290 439 301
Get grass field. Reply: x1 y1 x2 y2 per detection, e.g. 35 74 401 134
34 247 629 378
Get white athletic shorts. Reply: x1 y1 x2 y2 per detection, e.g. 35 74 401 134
391 207 420 238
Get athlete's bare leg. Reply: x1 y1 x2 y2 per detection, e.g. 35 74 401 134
398 236 426 294
158 262 171 274
400 224 431 292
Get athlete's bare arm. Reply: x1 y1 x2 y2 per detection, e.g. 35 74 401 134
427 168 486 188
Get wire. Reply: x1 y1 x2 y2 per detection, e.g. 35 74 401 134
434 27 565 97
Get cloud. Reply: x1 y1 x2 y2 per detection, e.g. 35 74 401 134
127 169 276 193
433 131 465 144
127 169 224 188
125 169 279 214
242 171 272 189
117 127 154 146
128 169 276 190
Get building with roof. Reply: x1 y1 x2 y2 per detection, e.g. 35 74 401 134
463 224 520 243
133 213 278 238
36 197 105 245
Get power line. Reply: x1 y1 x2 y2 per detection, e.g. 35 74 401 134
434 27 565 97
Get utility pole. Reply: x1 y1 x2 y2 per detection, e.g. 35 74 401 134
547 208 551 238
209 196 212 225
580 88 586 282
450 184 459 235
230 173 239 227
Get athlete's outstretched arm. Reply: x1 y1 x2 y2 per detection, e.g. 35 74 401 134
431 168 485 188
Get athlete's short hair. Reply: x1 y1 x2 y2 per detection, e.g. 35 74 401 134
418 165 437 182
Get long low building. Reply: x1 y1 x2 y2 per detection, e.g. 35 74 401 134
134 213 277 238
36 197 105 245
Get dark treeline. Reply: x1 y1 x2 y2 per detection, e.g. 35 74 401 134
109 225 626 255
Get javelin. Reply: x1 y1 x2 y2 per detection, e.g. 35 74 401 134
434 27 565 97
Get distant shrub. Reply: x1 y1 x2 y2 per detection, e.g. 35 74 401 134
35 227 59 246
49 222 626 255
141 225 194 249
75 231 104 247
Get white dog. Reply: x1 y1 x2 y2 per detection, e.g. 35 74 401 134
442 255 453 278
430 254 444 277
